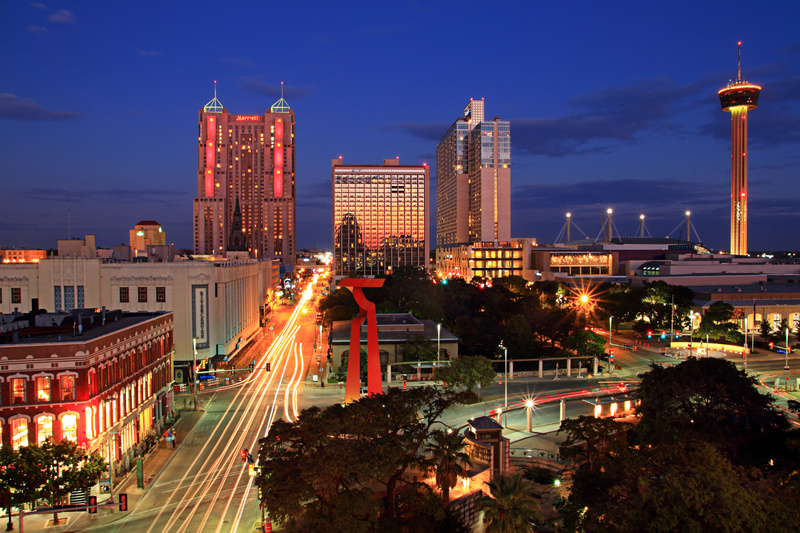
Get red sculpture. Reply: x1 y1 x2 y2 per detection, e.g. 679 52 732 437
339 278 384 403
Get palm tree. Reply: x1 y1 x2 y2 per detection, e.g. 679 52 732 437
425 429 472 509
480 472 541 533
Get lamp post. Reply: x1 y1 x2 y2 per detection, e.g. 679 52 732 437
437 323 441 368
525 399 534 432
192 338 198 411
785 326 790 388
689 311 695 357
499 342 508 412
608 316 613 374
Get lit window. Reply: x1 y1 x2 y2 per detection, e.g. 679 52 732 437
85 407 95 439
37 415 54 445
11 418 28 450
61 414 78 442
61 375 76 401
36 376 50 402
11 378 26 404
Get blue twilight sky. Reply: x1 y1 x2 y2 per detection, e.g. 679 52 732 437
2 1 799 253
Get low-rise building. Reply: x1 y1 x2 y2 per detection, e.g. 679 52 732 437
0 310 173 476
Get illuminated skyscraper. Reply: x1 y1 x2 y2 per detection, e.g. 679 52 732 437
332 158 429 278
193 84 296 264
436 99 510 249
719 43 760 256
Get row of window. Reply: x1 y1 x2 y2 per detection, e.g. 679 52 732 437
8 413 78 450
8 375 76 405
0 287 22 304
119 286 166 303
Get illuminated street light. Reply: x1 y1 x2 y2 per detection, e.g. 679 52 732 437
525 399 534 432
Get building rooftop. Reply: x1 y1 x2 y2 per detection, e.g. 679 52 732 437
0 310 170 345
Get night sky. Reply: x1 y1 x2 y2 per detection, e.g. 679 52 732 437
3 1 799 253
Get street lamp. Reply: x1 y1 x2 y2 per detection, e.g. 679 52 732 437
525 399 534 432
192 338 198 411
785 326 790 388
437 323 441 368
689 311 695 357
499 342 508 412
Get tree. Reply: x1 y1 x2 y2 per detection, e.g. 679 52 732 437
760 318 773 343
425 430 472 509
635 357 789 467
697 301 744 344
37 439 107 524
400 334 437 363
565 439 771 533
480 472 541 532
256 387 475 528
558 416 631 471
561 329 606 358
433 356 496 392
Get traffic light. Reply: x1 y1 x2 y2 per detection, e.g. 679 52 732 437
88 496 97 514
769 342 775 349
266 362 271 372
647 330 653 339
660 331 666 339
241 449 248 462
118 493 128 511
248 464 255 477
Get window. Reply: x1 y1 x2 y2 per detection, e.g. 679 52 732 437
11 288 21 304
85 407 95 440
35 376 50 402
119 287 129 303
156 286 166 303
37 415 54 445
61 414 77 442
11 419 28 451
54 287 61 311
11 378 26 404
138 287 148 303
61 375 76 401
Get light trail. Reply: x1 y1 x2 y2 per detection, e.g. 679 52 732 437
126 277 320 533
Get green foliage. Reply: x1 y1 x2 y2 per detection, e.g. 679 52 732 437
522 465 557 485
433 356 496 392
400 334 437 362
561 329 606 357
0 439 106 526
256 387 475 529
560 357 800 532
480 472 541 532
697 301 745 344
635 357 788 467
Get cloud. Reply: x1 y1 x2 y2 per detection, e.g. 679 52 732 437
23 187 185 203
26 25 47 35
0 94 82 121
239 80 314 100
48 9 74 23
30 2 46 9
220 56 259 69
379 121 451 141
138 50 162 57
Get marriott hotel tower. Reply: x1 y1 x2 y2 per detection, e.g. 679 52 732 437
193 86 296 264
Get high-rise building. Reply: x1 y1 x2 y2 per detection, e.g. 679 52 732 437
436 99 510 249
719 43 760 256
130 220 166 259
193 84 296 265
332 158 429 278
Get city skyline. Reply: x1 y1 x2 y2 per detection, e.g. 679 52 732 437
3 2 800 252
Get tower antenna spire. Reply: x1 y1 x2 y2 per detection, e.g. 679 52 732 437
737 42 741 82
281 81 284 99
214 80 217 98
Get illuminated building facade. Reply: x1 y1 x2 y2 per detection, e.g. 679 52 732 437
0 310 173 480
719 43 760 256
193 86 296 265
332 158 429 278
130 220 166 260
436 99 510 249
436 239 535 281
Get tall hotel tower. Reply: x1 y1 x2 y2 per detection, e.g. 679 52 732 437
719 43 760 256
193 85 296 264
436 99 510 248
332 158 429 278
